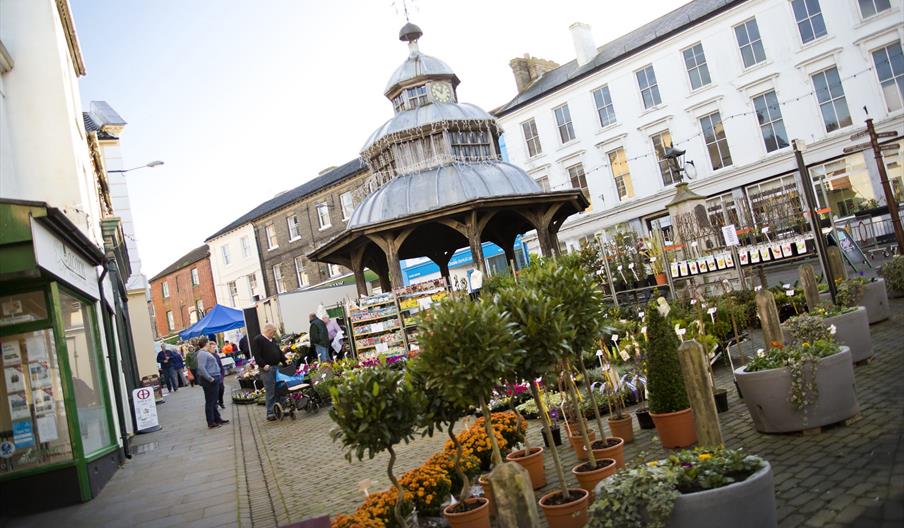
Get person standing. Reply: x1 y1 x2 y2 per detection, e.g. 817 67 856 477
469 268 483 300
173 347 186 388
252 324 286 421
238 334 251 361
195 337 229 428
156 346 178 393
185 346 199 387
212 343 227 410
309 313 330 362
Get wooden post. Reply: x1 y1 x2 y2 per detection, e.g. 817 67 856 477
677 339 723 447
799 264 821 312
353 267 368 297
827 246 847 282
755 289 784 348
487 462 541 528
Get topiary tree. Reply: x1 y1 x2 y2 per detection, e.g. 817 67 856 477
329 364 422 527
496 284 576 499
416 296 518 469
645 302 690 414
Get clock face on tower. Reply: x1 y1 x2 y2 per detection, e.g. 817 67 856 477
430 82 453 103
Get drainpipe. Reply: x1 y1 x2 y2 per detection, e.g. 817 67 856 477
98 261 132 459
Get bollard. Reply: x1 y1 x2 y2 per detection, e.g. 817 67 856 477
677 339 723 447
488 461 541 527
755 289 784 348
799 264 822 312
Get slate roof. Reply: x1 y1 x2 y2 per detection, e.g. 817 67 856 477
150 244 210 282
493 0 745 116
82 112 117 140
205 157 367 241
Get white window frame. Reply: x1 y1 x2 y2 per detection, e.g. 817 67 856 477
734 18 767 69
535 174 550 192
811 66 852 133
195 298 204 315
247 273 259 297
316 203 331 230
752 90 790 153
228 280 239 306
566 162 588 192
857 0 891 19
265 223 278 250
650 129 680 186
240 236 252 258
340 192 355 220
607 147 634 202
294 256 309 287
699 111 733 171
221 245 231 266
273 264 286 294
682 43 711 91
166 311 175 331
791 0 827 45
521 118 543 157
328 263 342 277
635 64 662 110
287 214 300 241
553 104 576 144
162 281 170 298
872 41 904 113
591 85 617 128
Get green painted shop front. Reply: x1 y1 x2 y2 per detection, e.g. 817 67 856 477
0 201 123 514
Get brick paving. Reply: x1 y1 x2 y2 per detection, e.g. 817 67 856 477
4 298 903 527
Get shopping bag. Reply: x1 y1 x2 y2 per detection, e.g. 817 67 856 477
186 368 194 382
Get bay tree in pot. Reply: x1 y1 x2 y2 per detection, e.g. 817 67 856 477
329 364 423 527
416 296 519 526
646 301 697 448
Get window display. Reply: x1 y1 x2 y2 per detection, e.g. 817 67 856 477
60 290 112 456
0 291 48 328
811 153 878 217
0 328 72 474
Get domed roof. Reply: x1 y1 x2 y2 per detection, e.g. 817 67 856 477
384 50 457 95
362 102 495 151
348 161 542 228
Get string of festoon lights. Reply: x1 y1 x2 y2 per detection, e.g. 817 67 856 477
541 63 883 193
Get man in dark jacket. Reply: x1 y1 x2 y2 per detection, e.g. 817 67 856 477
156 347 178 394
309 313 330 362
252 324 286 421
238 334 251 361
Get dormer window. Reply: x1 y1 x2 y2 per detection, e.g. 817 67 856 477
451 130 491 161
392 84 430 113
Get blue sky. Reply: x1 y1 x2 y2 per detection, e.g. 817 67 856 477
71 0 687 276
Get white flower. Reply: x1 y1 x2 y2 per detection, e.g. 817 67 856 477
638 311 645 319
829 324 837 335
756 348 765 358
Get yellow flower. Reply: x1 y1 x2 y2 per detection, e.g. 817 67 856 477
698 453 712 461
647 461 658 467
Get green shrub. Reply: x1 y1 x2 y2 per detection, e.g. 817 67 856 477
645 302 689 414
879 255 904 292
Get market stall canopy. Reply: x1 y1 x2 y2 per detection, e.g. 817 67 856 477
179 304 245 339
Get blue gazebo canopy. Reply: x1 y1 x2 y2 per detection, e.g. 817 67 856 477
179 304 245 340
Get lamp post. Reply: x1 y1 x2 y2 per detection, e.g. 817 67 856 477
107 160 164 174
663 146 697 182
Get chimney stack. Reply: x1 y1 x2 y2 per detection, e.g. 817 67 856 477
509 54 561 94
570 22 596 67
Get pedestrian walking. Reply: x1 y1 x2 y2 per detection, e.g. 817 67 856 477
252 323 286 421
309 313 330 362
195 337 229 429
156 346 178 393
185 346 199 387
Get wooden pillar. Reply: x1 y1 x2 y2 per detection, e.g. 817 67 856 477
827 246 847 282
799 264 821 312
502 245 516 271
677 339 723 447
755 289 784 348
378 271 392 292
353 267 368 297
386 250 404 290
368 229 414 292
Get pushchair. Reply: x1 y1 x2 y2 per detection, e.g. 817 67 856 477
271 370 324 420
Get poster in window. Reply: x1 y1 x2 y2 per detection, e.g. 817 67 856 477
32 388 54 415
28 361 51 389
2 341 22 366
4 366 25 393
8 392 30 420
35 413 59 443
706 256 717 272
796 239 808 254
25 334 48 362
12 419 34 448
759 247 771 261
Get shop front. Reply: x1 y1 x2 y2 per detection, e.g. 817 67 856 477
0 200 122 514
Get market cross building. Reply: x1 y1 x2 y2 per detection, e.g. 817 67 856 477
309 23 588 294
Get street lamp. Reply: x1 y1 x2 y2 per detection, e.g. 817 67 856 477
107 160 164 174
663 146 697 181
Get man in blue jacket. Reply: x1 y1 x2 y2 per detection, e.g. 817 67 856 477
195 337 230 429
156 346 178 394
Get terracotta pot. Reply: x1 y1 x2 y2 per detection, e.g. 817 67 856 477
443 497 490 528
585 437 625 469
506 447 546 489
477 475 495 518
650 408 697 448
608 414 634 443
571 459 617 497
635 408 655 429
567 429 596 461
538 488 590 528
655 272 668 285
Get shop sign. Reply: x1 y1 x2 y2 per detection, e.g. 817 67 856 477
101 274 115 311
31 219 99 299
132 387 159 432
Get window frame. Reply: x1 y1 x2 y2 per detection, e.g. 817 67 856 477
161 281 169 298
227 280 239 306
607 147 635 202
734 18 767 69
871 41 904 113
682 43 712 91
699 111 734 171
552 104 576 144
635 64 662 110
190 268 199 286
650 129 681 186
247 273 259 298
272 264 286 294
811 66 852 133
340 191 355 221
591 85 617 128
857 0 891 19
294 256 309 287
791 0 827 45
521 118 543 157
566 162 588 193
265 223 278 250
240 236 252 258
166 310 175 331
328 263 342 278
316 203 332 230
752 90 790 153
286 214 300 241
221 244 231 265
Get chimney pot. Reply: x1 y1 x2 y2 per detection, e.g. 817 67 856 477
569 22 596 67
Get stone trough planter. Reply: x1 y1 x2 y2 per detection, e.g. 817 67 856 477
734 347 859 433
784 306 873 363
820 279 890 324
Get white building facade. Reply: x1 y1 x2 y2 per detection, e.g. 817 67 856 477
207 223 265 309
495 0 904 251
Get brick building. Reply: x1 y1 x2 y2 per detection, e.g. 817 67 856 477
252 158 369 295
149 245 217 337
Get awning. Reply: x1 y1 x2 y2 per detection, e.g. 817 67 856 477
179 304 245 339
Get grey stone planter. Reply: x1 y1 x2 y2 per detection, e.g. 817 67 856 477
825 307 873 362
668 462 776 528
734 347 859 433
592 462 777 528
819 280 890 324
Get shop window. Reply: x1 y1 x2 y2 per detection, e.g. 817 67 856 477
811 153 879 218
0 291 48 327
0 328 73 474
883 141 904 202
745 174 804 232
60 290 112 455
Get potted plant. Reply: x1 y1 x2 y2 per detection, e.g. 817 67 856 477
329 363 422 528
589 447 776 528
879 255 904 298
833 277 890 324
736 314 859 433
416 296 518 527
644 235 668 286
795 303 873 364
646 301 697 449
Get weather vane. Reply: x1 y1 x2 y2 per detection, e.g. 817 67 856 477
393 0 416 22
